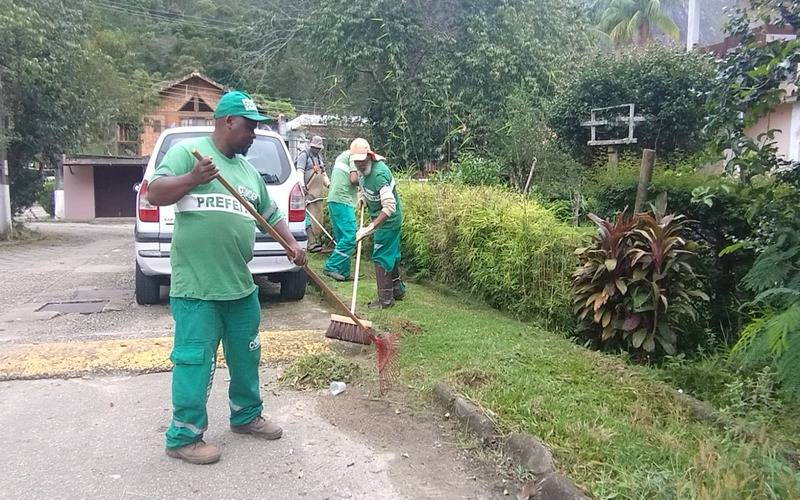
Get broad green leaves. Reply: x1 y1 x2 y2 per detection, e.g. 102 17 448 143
572 208 708 357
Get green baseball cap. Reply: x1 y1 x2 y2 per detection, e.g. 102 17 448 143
213 90 271 122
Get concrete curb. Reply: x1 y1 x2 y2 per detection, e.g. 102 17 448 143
432 382 588 500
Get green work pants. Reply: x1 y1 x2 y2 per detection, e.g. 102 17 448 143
165 290 263 449
323 201 356 278
372 223 402 273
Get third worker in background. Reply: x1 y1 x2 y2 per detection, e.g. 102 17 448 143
295 136 329 252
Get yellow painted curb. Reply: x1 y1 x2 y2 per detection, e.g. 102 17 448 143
0 330 331 381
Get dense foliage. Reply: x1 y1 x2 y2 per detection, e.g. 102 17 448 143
400 181 582 331
704 0 800 398
299 0 592 167
0 0 149 212
549 45 715 160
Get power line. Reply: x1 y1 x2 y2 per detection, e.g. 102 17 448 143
90 0 243 29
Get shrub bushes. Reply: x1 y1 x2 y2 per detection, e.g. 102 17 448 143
435 153 506 187
573 210 708 358
588 160 753 341
399 181 582 331
37 179 54 216
549 45 715 160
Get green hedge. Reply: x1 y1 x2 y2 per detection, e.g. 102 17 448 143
399 181 582 331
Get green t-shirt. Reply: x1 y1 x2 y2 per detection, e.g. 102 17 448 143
359 160 402 230
327 151 358 207
149 136 283 301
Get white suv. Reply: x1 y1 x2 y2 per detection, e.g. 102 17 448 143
134 126 307 305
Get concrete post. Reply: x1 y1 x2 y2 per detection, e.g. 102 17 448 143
0 83 10 238
54 154 65 219
607 146 619 172
0 159 11 238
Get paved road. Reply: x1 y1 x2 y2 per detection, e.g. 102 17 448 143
0 370 505 500
0 222 507 499
0 221 332 345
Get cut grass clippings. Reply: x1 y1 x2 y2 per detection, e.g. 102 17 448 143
307 254 800 499
279 352 364 390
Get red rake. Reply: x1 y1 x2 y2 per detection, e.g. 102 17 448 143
190 149 399 392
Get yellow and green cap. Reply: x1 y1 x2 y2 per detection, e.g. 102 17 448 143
213 90 271 122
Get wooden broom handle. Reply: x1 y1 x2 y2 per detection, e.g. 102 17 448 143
190 149 371 332
350 204 365 313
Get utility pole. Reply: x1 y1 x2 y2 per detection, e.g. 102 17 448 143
0 82 12 239
687 0 700 51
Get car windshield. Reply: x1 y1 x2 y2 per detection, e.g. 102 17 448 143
154 132 290 184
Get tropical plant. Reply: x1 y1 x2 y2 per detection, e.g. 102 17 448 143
589 158 754 339
704 0 800 398
573 205 708 357
598 0 680 47
731 227 800 399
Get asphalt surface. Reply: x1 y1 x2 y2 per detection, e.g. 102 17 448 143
0 221 506 499
0 221 333 345
0 369 504 499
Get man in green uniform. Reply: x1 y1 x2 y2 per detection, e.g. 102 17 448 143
352 138 406 308
146 90 307 465
322 145 359 281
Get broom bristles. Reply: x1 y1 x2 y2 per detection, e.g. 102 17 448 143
325 314 373 345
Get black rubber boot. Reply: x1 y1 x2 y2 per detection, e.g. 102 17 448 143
367 264 395 309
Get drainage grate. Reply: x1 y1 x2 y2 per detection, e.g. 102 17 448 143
37 300 108 314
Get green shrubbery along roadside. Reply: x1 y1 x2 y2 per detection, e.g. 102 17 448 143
399 181 582 332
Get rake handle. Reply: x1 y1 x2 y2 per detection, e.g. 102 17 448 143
189 149 372 332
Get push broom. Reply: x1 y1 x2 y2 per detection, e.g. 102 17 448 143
190 150 398 388
325 204 369 343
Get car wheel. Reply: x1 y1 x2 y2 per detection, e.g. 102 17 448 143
279 270 307 300
135 262 162 305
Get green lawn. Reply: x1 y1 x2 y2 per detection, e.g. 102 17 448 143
307 255 800 499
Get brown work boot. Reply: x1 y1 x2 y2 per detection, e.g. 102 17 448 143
368 264 395 309
165 440 221 465
391 264 406 300
231 415 283 440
